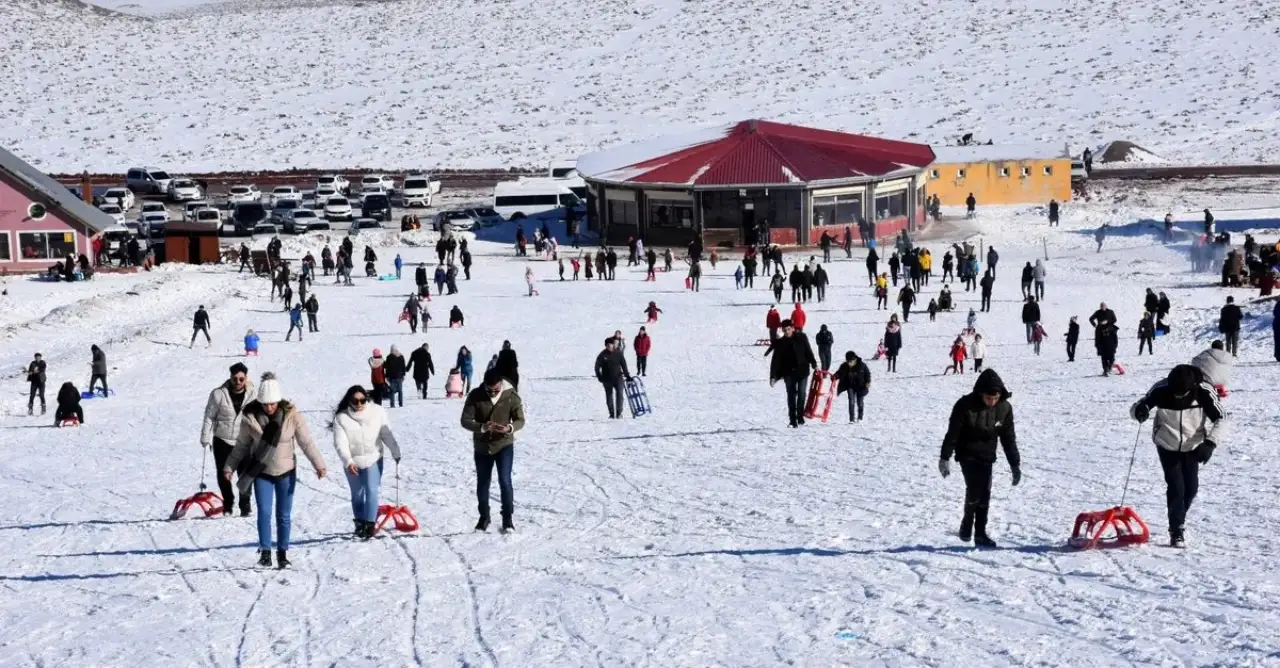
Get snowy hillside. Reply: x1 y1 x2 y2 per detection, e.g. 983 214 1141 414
2 0 1277 172
3 187 1280 664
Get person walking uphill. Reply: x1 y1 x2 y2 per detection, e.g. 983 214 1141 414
461 369 526 533
191 305 211 348
26 352 47 415
815 324 834 371
201 364 255 517
368 349 389 405
1033 259 1047 300
1218 296 1243 356
1130 364 1226 547
407 343 436 399
834 351 871 423
595 338 631 419
938 369 1020 548
89 345 108 397
768 319 818 428
493 341 520 390
384 345 407 408
223 373 328 569
332 385 401 540
1021 297 1041 344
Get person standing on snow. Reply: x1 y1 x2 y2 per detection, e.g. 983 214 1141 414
1020 262 1034 300
965 193 977 219
770 270 785 303
1144 288 1159 317
815 324 834 371
494 340 520 390
897 284 916 322
190 305 212 348
1130 364 1225 548
970 333 987 372
525 266 536 296
404 293 423 333
594 338 631 419
888 252 901 286
1138 312 1156 356
633 327 652 376
224 373 327 569
406 343 436 399
1033 259 1047 300
27 352 47 416
1065 316 1080 362
460 369 526 534
202 364 255 517
384 346 407 408
1047 200 1060 226
938 369 1020 548
305 295 319 332
865 246 880 286
89 345 108 397
790 302 808 331
285 303 305 341
456 346 474 394
768 319 817 428
813 263 829 302
1218 296 1243 356
368 349 389 405
834 351 871 423
332 385 401 540
449 305 465 328
415 262 428 295
766 306 782 342
394 254 403 280
1091 303 1120 375
883 314 903 373
1031 321 1046 355
1021 296 1041 343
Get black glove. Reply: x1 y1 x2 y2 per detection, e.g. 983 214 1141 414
1132 403 1150 423
1011 467 1022 487
1195 441 1215 464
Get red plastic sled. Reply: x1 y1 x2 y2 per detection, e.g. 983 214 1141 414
170 490 224 520
58 418 80 427
803 370 836 423
373 503 419 535
755 338 771 346
1113 362 1126 375
244 349 259 356
1068 505 1149 550
398 309 410 323
684 277 693 290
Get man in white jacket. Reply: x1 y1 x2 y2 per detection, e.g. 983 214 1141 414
1131 364 1226 548
201 363 255 517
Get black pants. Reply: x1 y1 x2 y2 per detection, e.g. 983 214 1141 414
1139 337 1153 355
603 380 625 418
636 355 647 376
1157 448 1198 531
307 313 318 332
973 358 984 372
981 293 991 312
1021 281 1031 299
783 374 808 425
901 306 911 322
959 460 993 537
1224 331 1239 356
866 265 877 285
943 268 953 282
791 286 801 302
55 405 84 424
1034 280 1045 301
816 285 825 302
286 323 303 340
773 288 783 302
743 273 753 288
213 439 251 513
90 374 108 395
28 380 45 410
191 326 210 345
415 377 430 399
1100 354 1115 374
885 354 898 372
1066 340 1077 361
845 391 864 422
819 348 832 371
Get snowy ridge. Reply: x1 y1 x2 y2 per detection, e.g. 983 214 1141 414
2 0 1278 172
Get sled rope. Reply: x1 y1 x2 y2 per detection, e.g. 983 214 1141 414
1117 421 1143 510
198 445 208 492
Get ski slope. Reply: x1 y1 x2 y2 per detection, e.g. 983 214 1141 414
2 200 1279 665
2 0 1279 172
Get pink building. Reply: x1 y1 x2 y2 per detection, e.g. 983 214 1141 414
0 146 112 274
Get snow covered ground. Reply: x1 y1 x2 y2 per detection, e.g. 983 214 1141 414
2 192 1280 665
2 0 1279 173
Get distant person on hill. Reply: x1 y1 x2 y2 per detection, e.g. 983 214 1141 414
1048 199 1060 227
965 193 977 219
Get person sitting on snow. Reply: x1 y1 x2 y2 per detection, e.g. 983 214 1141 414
55 381 84 425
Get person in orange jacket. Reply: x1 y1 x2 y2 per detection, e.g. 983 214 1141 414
790 303 807 331
766 306 782 341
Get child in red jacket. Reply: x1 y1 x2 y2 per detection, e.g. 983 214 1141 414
633 327 652 376
944 336 968 374
790 303 807 331
644 301 662 323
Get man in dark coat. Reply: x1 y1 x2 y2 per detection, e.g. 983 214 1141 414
406 343 436 399
1047 200 1059 226
768 319 817 428
1021 296 1041 343
190 305 211 347
1090 302 1120 375
1144 288 1159 316
888 252 901 286
897 285 916 322
90 345 108 396
834 351 871 422
594 338 631 419
26 352 47 415
939 369 1020 548
979 270 995 312
865 247 879 286
493 340 519 390
813 264 829 302
1020 262 1034 299
1218 296 1243 356
986 246 999 278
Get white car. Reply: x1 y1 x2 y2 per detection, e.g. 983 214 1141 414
281 208 321 234
102 187 135 211
140 201 169 221
316 175 349 194
182 200 211 221
313 186 338 208
192 208 222 225
360 175 395 193
227 185 261 204
167 178 203 202
324 196 353 221
398 175 441 208
98 203 126 225
268 185 302 206
142 212 169 236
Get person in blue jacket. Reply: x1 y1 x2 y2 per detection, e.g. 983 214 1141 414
394 254 404 279
456 345 474 394
244 329 261 355
286 304 305 341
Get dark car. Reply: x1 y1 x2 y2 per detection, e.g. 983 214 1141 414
230 202 269 236
361 193 392 222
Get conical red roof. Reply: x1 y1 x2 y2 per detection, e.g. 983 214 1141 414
577 120 935 186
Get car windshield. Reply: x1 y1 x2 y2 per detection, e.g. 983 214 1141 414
231 187 249 194
362 177 380 184
318 176 334 184
173 179 193 187
327 198 348 206
294 210 315 218
149 171 170 180
276 200 298 208
106 189 127 196
471 207 498 216
366 196 388 205
143 203 164 210
274 187 293 193
101 205 121 213
236 203 267 219
197 211 218 219
404 179 427 189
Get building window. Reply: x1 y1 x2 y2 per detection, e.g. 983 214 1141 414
956 168 966 179
18 231 76 261
0 232 10 261
648 200 694 228
929 169 939 179
874 191 908 220
607 200 638 227
1043 165 1054 176
812 194 863 227
999 166 1010 178
1020 166 1031 177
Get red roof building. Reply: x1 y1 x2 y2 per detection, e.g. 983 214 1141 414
576 120 936 247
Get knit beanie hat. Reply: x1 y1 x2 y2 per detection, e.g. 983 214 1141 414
257 372 282 404
372 348 383 357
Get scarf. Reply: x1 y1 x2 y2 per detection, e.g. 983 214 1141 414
236 406 285 493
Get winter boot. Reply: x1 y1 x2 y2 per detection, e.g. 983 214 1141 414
973 534 998 549
1170 528 1185 548
360 520 375 541
959 513 974 542
257 550 272 567
353 519 364 539
475 514 490 532
240 506 251 518
276 550 291 569
500 513 515 534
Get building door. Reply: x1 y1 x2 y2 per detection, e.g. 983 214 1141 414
741 203 756 246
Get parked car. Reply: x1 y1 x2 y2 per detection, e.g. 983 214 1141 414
192 208 222 225
142 212 169 236
316 174 349 195
126 166 173 196
324 196 353 221
270 199 301 225
348 218 382 235
1071 159 1089 182
268 185 302 206
359 175 395 194
397 174 441 208
182 200 211 221
98 203 126 225
281 208 320 234
99 224 136 259
313 186 338 208
139 201 169 220
360 193 392 221
463 206 504 227
167 178 203 202
227 185 261 204
300 190 317 209
229 201 269 235
102 187 135 211
252 222 278 236
432 209 476 232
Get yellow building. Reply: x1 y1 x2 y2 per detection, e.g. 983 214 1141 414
927 146 1071 207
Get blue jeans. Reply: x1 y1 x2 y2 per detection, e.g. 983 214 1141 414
475 446 514 517
388 379 404 407
345 459 383 522
253 471 297 551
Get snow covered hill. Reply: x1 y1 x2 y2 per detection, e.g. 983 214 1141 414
1 0 1277 173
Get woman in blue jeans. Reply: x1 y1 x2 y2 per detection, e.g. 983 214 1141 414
225 372 328 569
332 385 401 539
457 345 474 394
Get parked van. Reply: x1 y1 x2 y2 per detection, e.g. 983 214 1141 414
126 167 174 196
492 178 583 221
549 159 578 179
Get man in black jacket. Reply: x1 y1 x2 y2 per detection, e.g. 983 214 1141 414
27 352 47 415
986 246 999 277
865 247 879 286
939 369 1020 547
769 319 818 428
979 270 994 312
1218 296 1242 356
834 351 871 422
1021 296 1041 343
493 340 519 390
406 343 436 399
813 264 829 303
1020 262 1034 299
190 305 211 347
594 338 631 419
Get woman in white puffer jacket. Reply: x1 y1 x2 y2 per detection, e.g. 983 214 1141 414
333 385 401 540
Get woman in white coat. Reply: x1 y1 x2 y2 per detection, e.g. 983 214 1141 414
332 385 401 540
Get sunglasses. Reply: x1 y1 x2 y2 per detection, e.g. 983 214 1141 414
232 375 247 382
352 397 367 406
